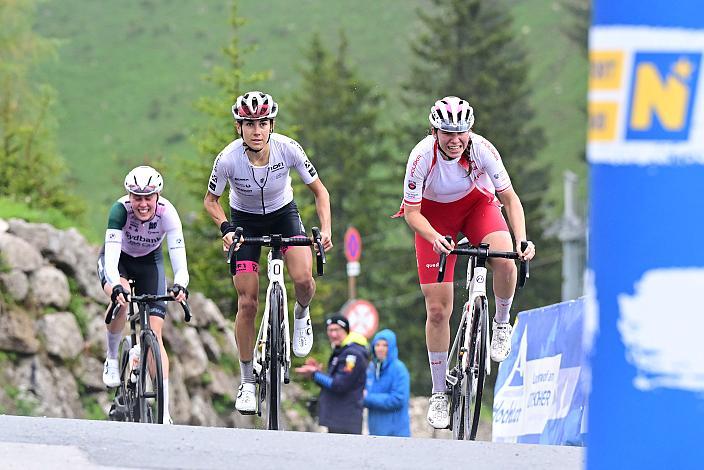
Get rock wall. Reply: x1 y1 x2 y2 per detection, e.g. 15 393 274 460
0 218 317 431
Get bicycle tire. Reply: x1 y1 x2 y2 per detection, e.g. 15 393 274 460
265 283 284 430
463 298 487 440
138 330 164 424
450 316 467 440
109 337 134 422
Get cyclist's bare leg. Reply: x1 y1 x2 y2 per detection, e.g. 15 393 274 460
421 282 454 352
284 246 315 309
233 272 259 362
482 231 517 300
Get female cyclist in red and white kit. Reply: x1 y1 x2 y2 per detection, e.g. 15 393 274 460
398 96 535 429
204 91 333 415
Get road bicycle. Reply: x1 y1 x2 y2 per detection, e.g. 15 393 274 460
106 282 191 424
437 238 529 440
227 227 325 430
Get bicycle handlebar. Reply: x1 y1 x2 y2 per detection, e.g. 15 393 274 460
106 294 191 324
226 227 326 276
436 237 530 288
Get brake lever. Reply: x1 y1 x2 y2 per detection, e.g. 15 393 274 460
181 301 191 323
518 241 530 289
227 227 244 264
436 235 453 283
311 227 325 276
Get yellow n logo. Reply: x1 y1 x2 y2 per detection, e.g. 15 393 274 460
627 53 700 141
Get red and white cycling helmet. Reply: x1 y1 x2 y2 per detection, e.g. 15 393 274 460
231 91 279 121
429 96 474 132
124 165 163 195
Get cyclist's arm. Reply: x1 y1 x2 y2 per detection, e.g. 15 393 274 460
162 202 189 288
403 204 453 254
496 187 534 259
306 179 333 250
103 202 127 289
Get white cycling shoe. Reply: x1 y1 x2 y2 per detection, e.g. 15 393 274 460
235 383 257 415
426 392 450 429
490 320 513 362
102 358 120 388
292 313 313 357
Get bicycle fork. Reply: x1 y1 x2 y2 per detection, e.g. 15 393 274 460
468 266 491 377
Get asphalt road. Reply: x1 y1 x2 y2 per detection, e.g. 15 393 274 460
0 415 584 470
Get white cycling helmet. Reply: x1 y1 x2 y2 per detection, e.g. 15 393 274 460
429 96 474 132
231 91 278 121
124 165 163 195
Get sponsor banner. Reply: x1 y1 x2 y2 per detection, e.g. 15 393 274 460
493 299 588 445
589 1 704 468
589 28 704 164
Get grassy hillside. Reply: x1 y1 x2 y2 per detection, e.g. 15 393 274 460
33 0 587 237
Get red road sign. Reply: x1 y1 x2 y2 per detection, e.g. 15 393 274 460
344 227 362 262
342 299 379 339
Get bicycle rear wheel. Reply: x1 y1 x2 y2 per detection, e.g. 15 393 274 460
265 283 284 430
139 330 164 424
463 298 487 440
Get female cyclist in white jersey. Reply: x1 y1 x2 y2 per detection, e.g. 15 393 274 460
397 96 535 429
97 165 189 424
203 91 333 415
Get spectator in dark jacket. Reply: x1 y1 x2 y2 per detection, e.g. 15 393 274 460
364 329 411 437
296 314 369 434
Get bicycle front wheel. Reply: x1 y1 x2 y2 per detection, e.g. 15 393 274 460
463 298 487 440
139 330 164 424
265 283 284 430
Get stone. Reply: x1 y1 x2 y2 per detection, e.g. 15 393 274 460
199 329 221 362
0 269 29 302
37 312 84 359
28 266 71 309
0 232 43 272
0 308 40 354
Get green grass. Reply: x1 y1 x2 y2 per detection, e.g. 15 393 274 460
32 0 588 240
0 197 99 242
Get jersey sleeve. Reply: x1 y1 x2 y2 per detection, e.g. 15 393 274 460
402 151 428 205
478 139 512 192
162 203 189 287
106 201 127 230
104 201 126 287
207 151 229 196
285 138 319 185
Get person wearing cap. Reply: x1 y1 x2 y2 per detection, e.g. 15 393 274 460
295 314 369 434
364 329 410 437
97 165 189 424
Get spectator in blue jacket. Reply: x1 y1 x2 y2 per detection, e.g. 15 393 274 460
296 315 369 434
364 329 411 437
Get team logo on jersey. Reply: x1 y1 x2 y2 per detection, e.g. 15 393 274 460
270 162 285 171
408 181 416 190
209 174 218 191
149 222 158 230
304 160 317 177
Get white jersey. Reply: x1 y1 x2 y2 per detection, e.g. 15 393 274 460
208 133 319 214
103 195 188 287
402 133 512 205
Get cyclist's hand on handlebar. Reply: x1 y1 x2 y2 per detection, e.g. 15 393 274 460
318 229 333 252
111 284 129 306
517 240 536 261
170 284 189 302
432 235 454 255
222 231 243 252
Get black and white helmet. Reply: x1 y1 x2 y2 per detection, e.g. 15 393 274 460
124 165 163 195
429 96 474 132
231 91 278 121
